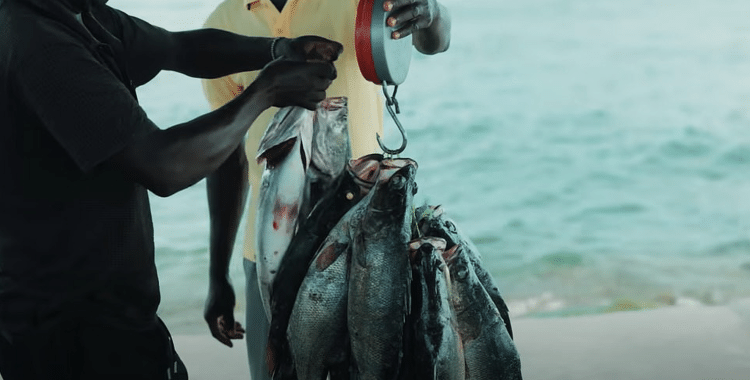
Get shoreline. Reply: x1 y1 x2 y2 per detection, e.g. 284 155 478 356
170 299 750 380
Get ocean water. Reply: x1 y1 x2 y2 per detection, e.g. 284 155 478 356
114 0 750 332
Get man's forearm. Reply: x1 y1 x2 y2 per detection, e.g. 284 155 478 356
168 29 276 79
413 3 451 55
207 145 249 282
113 57 334 197
112 83 270 197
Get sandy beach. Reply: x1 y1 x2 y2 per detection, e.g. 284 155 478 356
0 301 746 380
171 300 750 380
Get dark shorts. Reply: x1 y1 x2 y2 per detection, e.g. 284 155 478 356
0 317 187 380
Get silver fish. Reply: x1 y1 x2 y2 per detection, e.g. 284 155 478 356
348 162 418 380
256 106 314 319
444 245 522 380
408 237 465 380
299 97 352 226
417 206 514 339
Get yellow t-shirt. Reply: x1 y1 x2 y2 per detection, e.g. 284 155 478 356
202 0 384 261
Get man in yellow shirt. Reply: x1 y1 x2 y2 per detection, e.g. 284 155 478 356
201 0 451 378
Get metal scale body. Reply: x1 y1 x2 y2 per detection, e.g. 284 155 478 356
355 0 412 154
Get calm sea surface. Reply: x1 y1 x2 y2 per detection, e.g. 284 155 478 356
114 0 750 332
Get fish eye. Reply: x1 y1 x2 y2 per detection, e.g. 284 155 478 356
453 262 469 281
444 220 457 234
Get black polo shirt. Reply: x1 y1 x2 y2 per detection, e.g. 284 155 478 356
0 0 174 336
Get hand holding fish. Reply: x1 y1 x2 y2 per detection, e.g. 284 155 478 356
204 279 246 347
273 35 344 63
252 59 337 110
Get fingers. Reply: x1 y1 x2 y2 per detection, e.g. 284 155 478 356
300 64 333 109
391 23 418 40
383 0 420 12
386 2 422 28
210 315 245 348
286 66 329 109
296 90 326 110
209 315 232 347
304 40 344 62
261 60 334 109
307 61 337 81
277 60 335 80
384 0 434 39
267 60 337 87
294 36 344 62
233 321 246 334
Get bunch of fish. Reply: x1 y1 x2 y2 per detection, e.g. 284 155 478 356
255 98 522 380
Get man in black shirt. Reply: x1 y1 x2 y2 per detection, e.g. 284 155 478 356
0 0 341 378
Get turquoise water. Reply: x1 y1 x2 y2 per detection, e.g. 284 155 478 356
116 0 750 332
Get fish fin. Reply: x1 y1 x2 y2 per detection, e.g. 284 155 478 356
299 137 309 171
266 337 278 374
501 308 514 339
258 137 298 168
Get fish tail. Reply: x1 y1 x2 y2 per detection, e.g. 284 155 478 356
266 337 277 375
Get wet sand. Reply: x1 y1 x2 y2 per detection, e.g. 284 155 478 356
171 299 750 380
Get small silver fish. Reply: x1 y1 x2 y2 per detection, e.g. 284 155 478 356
299 97 352 226
256 106 314 319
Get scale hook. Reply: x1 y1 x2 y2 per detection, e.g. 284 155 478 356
377 83 407 155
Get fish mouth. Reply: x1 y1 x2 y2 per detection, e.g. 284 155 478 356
348 153 384 190
430 205 444 217
378 158 418 182
408 237 447 262
381 158 418 170
409 237 447 255
417 205 445 235
348 156 419 195
384 163 416 191
442 244 460 264
443 244 472 282
317 96 347 111
366 162 417 219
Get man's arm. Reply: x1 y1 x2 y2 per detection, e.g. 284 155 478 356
164 29 276 79
110 59 336 197
106 6 275 83
204 145 249 347
111 5 342 85
163 31 345 79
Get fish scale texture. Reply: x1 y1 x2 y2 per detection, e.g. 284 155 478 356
448 247 522 380
348 167 416 380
